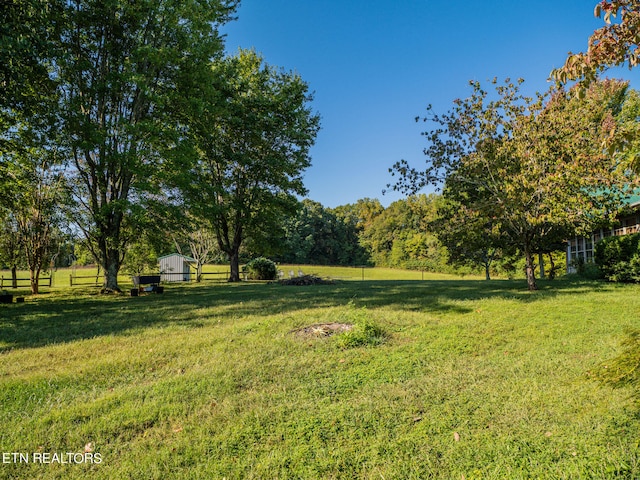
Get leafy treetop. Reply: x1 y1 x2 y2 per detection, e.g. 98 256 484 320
552 1 640 89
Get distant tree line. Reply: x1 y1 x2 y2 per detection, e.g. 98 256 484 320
0 186 542 284
274 196 448 271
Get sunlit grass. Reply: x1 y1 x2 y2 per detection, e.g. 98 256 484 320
1 274 640 478
278 264 481 281
1 264 475 295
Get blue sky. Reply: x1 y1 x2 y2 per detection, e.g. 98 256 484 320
221 1 640 208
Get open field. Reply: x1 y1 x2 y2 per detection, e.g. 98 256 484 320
1 264 233 292
1 272 640 478
0 264 479 294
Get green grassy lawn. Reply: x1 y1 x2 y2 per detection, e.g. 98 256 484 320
280 264 480 281
1 273 640 479
1 264 475 293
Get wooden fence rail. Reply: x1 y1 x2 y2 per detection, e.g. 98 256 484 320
69 274 102 286
159 271 230 282
0 270 231 289
0 276 52 289
198 271 229 281
68 271 230 286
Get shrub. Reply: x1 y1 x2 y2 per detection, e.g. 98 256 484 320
594 233 640 282
337 320 387 348
244 257 278 280
580 262 604 280
279 274 334 286
572 257 604 280
335 303 388 349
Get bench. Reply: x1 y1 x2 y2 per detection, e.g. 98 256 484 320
131 275 163 296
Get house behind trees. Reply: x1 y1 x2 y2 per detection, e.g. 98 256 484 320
566 195 640 272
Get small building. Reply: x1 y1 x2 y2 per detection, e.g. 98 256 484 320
158 253 194 282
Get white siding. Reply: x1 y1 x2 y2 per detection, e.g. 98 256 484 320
159 254 192 282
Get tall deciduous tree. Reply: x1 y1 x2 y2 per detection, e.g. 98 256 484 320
432 198 508 280
557 1 640 175
57 0 236 291
178 50 320 281
172 217 220 283
389 78 633 290
5 128 66 294
0 0 61 132
1 0 63 253
1 57 67 295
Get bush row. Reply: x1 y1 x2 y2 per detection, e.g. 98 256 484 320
594 233 640 282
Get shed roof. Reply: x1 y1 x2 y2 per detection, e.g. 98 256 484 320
158 253 196 262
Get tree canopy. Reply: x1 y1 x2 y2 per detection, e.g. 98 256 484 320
277 199 369 266
176 49 320 281
552 1 640 88
389 78 635 290
55 0 236 291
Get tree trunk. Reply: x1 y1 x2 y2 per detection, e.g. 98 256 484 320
524 245 538 291
482 249 493 280
228 251 241 282
547 253 556 280
196 262 203 282
30 267 40 295
102 248 122 292
103 262 120 292
538 252 545 279
11 265 17 289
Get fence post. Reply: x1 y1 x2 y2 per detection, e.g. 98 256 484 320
1 276 3 288
70 274 73 287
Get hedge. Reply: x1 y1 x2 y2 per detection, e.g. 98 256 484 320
594 233 640 282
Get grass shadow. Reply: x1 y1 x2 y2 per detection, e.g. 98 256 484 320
0 276 616 352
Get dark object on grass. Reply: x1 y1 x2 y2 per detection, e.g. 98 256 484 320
0 294 13 304
16 297 24 303
279 274 335 286
131 275 161 287
131 285 164 296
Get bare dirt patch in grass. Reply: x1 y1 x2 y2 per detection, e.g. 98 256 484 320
291 322 353 338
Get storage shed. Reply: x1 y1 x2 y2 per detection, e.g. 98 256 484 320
158 253 194 282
